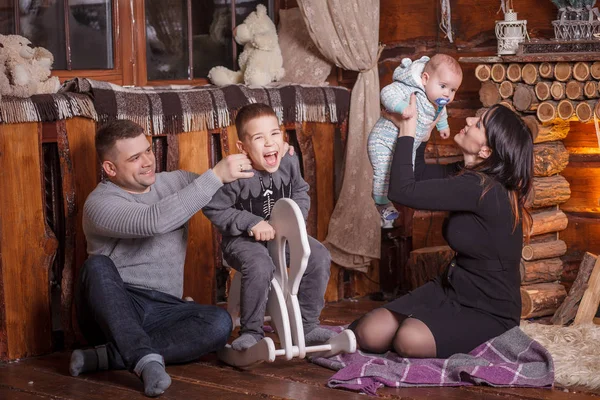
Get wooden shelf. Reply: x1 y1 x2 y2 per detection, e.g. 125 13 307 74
460 53 600 63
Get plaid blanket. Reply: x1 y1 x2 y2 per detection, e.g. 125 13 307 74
60 78 350 135
313 327 554 395
0 92 97 124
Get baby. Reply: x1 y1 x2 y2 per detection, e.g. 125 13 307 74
368 54 463 228
203 103 333 351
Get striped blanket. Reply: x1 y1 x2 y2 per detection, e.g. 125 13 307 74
313 327 554 395
59 78 350 135
0 92 97 124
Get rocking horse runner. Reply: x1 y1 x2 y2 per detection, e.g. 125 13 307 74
204 103 355 367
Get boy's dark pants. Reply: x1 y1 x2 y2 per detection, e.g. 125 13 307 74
223 235 331 337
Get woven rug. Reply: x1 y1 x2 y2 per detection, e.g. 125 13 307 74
521 322 600 389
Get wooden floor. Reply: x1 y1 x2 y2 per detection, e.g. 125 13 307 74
1 298 599 400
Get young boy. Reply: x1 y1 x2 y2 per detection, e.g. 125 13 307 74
368 54 463 228
203 103 334 351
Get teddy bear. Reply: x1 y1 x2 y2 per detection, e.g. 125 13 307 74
0 34 61 98
208 4 285 87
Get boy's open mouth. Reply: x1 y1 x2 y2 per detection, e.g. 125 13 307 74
264 150 279 166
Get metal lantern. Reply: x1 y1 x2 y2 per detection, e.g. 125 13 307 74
496 10 528 55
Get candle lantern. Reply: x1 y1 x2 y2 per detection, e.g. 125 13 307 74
495 10 528 55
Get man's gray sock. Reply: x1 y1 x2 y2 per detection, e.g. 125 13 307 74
141 361 172 397
305 327 336 346
69 346 108 376
231 333 263 351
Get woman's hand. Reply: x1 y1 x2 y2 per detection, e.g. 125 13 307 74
381 93 418 138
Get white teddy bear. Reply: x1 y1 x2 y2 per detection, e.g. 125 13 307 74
208 4 285 87
0 34 61 98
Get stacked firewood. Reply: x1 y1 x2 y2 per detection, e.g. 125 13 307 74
476 61 600 123
475 62 583 319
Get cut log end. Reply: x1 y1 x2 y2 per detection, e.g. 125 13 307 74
536 101 557 123
475 64 492 82
576 101 594 123
557 99 575 120
535 82 551 101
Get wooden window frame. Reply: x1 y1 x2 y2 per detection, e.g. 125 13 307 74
16 0 285 86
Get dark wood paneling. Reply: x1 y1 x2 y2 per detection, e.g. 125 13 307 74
0 122 56 360
178 130 216 305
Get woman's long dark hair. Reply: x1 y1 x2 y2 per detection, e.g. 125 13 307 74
468 104 534 239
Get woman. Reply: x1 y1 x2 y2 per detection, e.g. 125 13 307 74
353 96 533 359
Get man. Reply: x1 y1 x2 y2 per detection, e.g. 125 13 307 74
69 119 255 397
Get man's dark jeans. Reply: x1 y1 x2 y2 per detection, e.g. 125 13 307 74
76 255 232 372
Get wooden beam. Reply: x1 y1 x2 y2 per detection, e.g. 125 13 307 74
552 252 597 325
574 255 600 325
521 283 567 319
0 122 56 360
178 130 216 305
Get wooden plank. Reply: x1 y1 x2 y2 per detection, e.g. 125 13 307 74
552 252 597 325
295 123 339 301
0 353 265 399
308 122 335 243
220 125 239 158
178 130 216 305
0 365 138 400
460 53 600 63
560 165 600 213
0 122 56 360
63 118 99 345
464 385 600 399
574 256 600 324
560 212 600 260
168 362 367 400
63 119 99 288
0 387 49 400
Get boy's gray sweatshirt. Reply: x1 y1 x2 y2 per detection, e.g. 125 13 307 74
203 154 310 245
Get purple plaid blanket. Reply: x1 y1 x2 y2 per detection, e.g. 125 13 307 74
313 327 554 395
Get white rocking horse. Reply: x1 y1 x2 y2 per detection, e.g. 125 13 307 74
218 198 356 369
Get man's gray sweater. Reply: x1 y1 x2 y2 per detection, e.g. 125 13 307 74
203 154 310 244
83 169 223 298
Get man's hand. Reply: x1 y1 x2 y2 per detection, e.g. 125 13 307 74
213 154 254 183
283 142 295 156
382 93 418 138
250 220 275 241
439 128 451 140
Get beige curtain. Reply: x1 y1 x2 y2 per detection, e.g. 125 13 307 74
297 0 381 271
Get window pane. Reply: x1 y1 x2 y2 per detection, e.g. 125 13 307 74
0 0 14 34
19 0 67 70
69 0 114 69
146 0 190 81
191 0 233 78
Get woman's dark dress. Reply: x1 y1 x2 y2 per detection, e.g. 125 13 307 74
383 137 522 358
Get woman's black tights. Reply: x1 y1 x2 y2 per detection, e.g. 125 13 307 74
351 308 436 357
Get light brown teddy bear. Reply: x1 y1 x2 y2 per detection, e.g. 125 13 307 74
208 4 284 87
0 34 61 98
